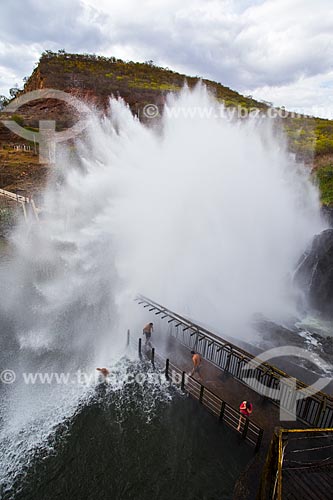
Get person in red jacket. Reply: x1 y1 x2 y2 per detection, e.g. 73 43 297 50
237 400 253 431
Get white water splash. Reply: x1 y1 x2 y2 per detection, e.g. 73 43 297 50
2 84 326 349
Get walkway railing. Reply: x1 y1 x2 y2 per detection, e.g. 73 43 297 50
137 337 264 452
136 296 333 428
0 188 39 221
258 428 333 500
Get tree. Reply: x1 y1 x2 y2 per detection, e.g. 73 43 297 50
41 49 56 59
9 87 20 98
0 95 9 110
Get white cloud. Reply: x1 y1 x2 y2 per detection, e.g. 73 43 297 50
245 72 333 119
0 0 332 118
0 42 42 97
84 0 333 86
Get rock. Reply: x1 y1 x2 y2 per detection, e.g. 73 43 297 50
322 336 333 355
321 206 333 228
294 229 333 318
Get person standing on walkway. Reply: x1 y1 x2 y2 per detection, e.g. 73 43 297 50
190 350 202 381
237 400 253 431
143 322 154 346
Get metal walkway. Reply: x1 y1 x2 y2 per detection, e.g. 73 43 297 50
138 338 264 451
0 187 39 221
135 296 333 432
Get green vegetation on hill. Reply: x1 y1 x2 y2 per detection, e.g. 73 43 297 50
1 50 333 205
316 163 333 206
32 50 265 111
315 122 333 155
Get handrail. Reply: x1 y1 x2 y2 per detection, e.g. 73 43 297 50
136 295 333 428
258 427 333 500
167 359 263 449
137 336 264 451
0 188 31 204
0 188 40 221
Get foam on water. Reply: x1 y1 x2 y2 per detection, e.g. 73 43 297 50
0 379 92 490
0 355 174 492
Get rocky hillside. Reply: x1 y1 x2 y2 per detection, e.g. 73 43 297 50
1 50 333 203
294 229 333 318
22 51 267 113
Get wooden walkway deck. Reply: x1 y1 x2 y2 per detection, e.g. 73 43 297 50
135 297 331 499
152 334 305 447
143 335 308 499
136 296 333 430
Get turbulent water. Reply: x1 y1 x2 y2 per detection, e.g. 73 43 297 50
1 358 253 500
0 84 330 497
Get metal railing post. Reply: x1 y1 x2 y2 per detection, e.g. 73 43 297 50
302 397 311 422
255 429 264 453
165 359 170 380
314 396 326 427
199 385 204 403
181 371 186 389
138 338 142 358
151 347 155 367
225 348 232 373
219 401 226 421
242 417 249 440
127 329 130 347
263 371 274 400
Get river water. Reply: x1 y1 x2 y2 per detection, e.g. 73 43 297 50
0 335 253 499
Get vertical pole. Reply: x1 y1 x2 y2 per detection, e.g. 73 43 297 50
255 429 264 453
202 339 207 359
219 401 226 421
277 430 283 500
138 338 142 358
225 348 232 373
151 347 155 367
314 396 326 427
165 359 169 380
242 417 249 440
126 329 130 347
264 371 274 400
181 371 186 390
302 397 311 422
199 385 204 403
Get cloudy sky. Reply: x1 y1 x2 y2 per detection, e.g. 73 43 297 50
1 0 333 118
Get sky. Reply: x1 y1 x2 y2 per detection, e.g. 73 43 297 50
0 0 333 118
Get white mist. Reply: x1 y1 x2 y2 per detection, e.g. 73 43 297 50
2 84 326 354
77 84 325 337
